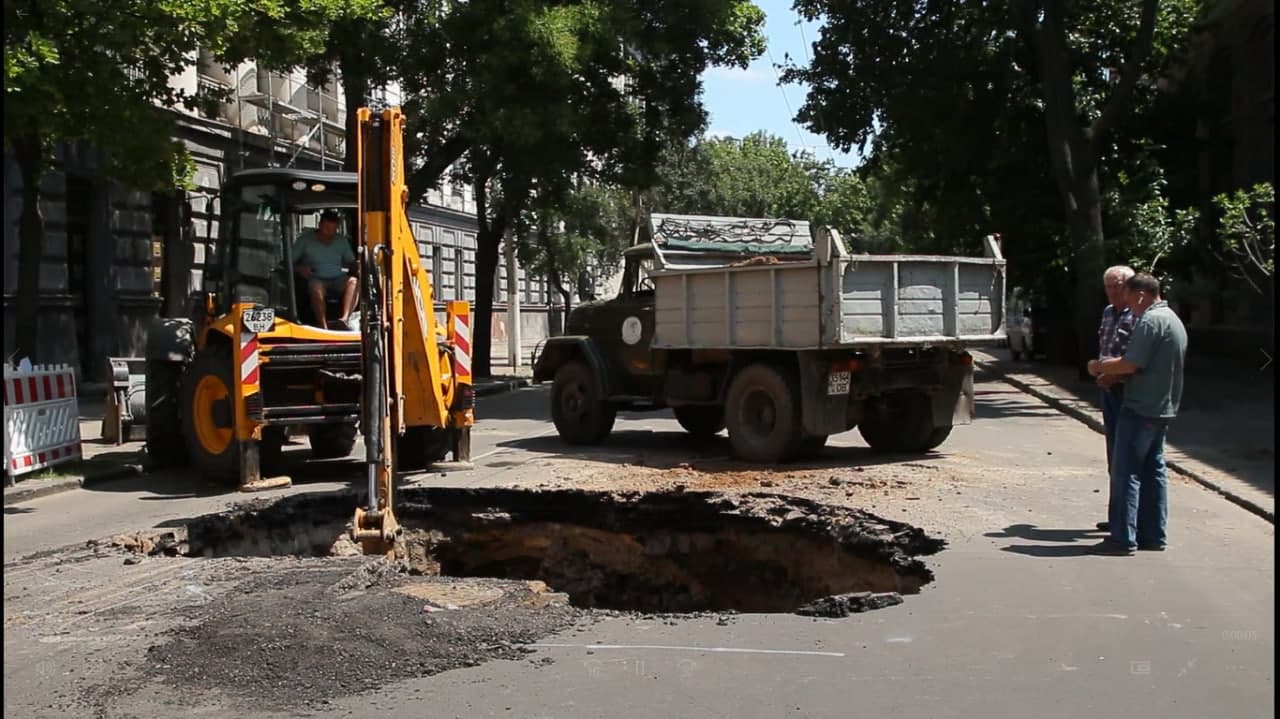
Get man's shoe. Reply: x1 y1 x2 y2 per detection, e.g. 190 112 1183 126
1087 540 1135 556
1137 543 1166 552
1095 521 1110 531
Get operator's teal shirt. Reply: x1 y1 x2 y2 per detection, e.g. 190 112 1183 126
1121 300 1188 419
294 229 354 281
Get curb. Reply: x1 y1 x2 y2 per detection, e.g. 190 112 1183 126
977 359 1275 524
4 463 142 506
475 378 531 397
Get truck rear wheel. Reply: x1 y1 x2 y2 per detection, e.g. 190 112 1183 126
673 406 725 438
309 423 358 460
181 347 240 484
725 363 802 463
858 390 949 453
551 361 616 445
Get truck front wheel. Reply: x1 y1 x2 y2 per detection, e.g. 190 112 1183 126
858 390 951 453
551 361 616 445
673 406 725 438
725 363 802 463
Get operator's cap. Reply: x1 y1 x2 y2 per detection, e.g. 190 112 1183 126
320 209 341 222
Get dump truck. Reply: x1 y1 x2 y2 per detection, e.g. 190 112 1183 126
145 107 473 554
533 213 1006 462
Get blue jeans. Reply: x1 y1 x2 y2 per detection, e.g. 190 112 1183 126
1108 409 1169 549
1100 384 1125 477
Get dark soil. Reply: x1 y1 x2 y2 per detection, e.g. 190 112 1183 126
144 559 579 712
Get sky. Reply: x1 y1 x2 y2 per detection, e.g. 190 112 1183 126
700 0 863 168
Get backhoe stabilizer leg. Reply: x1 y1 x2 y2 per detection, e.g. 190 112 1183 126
239 438 291 493
452 426 471 462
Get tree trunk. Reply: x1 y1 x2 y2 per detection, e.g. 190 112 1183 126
558 284 573 332
1018 0 1159 371
473 228 499 378
1066 176 1106 369
340 50 370 174
13 133 47 363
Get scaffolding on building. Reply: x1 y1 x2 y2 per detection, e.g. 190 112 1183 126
197 53 346 171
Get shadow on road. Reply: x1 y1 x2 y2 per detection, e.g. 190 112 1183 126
82 446 363 500
985 523 1103 543
988 523 1108 557
1000 544 1100 558
4 506 36 515
497 424 945 474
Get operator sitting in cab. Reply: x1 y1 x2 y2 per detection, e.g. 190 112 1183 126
294 209 358 329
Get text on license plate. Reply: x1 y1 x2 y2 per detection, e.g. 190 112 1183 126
827 370 851 395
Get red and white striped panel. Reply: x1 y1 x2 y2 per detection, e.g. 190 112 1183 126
240 332 260 387
4 363 82 477
4 368 76 406
8 443 82 474
453 312 472 380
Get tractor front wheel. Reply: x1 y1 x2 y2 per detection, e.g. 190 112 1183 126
181 347 240 484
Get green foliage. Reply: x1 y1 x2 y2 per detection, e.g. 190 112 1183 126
1212 183 1275 294
777 0 1206 351
519 183 633 305
398 0 768 202
647 131 932 254
4 0 382 189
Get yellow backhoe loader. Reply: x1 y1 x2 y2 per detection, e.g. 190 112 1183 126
145 107 473 555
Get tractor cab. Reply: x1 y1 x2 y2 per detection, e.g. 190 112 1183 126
207 168 359 328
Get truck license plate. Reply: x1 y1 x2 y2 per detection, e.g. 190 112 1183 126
827 370 851 395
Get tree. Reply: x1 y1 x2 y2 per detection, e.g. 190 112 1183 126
1211 183 1275 298
784 0 1201 365
519 183 632 330
4 0 382 362
390 0 766 376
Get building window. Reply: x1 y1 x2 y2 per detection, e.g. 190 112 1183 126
454 248 465 299
432 245 443 294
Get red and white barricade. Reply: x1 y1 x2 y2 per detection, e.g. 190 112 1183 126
4 363 83 477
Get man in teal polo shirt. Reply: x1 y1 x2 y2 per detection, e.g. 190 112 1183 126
1086 272 1188 555
294 210 357 328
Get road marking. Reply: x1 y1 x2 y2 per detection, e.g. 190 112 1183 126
528 642 846 658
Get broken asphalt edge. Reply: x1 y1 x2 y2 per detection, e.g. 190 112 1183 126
4 378 532 506
976 359 1275 525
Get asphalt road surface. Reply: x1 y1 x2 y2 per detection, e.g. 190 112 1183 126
4 371 1274 718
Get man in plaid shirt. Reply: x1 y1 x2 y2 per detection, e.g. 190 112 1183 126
1095 265 1138 532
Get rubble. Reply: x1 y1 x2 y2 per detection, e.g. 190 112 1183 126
795 591 905 618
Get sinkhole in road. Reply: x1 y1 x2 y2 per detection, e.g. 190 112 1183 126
140 488 946 614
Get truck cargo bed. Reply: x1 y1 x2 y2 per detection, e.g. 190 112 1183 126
648 216 1006 351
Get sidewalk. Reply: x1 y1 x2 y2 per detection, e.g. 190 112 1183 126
973 349 1275 522
3 365 536 506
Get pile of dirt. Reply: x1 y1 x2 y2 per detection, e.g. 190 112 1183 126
144 560 580 711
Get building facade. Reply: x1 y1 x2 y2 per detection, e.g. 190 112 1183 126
3 56 557 381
